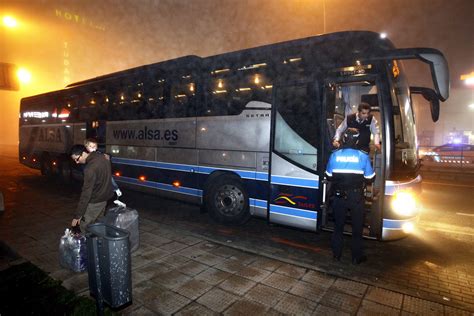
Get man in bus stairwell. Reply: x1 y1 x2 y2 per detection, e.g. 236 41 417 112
325 128 375 264
70 144 114 232
333 102 381 153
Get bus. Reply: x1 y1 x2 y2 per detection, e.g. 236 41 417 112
19 31 449 241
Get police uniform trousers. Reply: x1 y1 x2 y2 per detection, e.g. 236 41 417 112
331 189 365 260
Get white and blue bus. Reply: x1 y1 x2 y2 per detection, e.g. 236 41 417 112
19 31 449 240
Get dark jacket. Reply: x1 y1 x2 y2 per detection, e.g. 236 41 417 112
347 113 373 153
74 152 114 218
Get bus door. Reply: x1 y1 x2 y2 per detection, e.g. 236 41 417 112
321 77 384 238
267 81 321 232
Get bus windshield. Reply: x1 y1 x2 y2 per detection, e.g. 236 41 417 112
388 61 418 179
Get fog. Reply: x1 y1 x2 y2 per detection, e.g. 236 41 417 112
1 0 472 145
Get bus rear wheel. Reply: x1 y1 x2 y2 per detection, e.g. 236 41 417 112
205 175 250 225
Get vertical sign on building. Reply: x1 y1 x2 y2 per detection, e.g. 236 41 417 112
63 41 70 85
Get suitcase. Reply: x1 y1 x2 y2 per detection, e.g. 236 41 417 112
59 228 87 272
101 200 139 252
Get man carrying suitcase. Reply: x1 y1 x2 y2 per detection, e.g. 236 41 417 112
70 144 114 232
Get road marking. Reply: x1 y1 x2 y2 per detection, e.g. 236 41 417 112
422 181 474 188
456 212 474 217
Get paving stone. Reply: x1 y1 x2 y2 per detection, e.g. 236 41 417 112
132 254 156 269
274 263 307 279
195 267 232 285
173 235 203 246
358 299 401 316
273 293 317 315
197 287 239 313
331 278 368 298
289 280 328 302
158 254 191 268
133 261 173 284
236 266 272 282
261 272 299 292
151 269 192 290
133 280 168 304
120 304 157 315
219 274 257 295
248 257 283 272
192 241 222 251
443 305 472 315
302 270 336 288
177 245 208 259
365 286 403 309
140 232 172 246
61 272 89 293
193 252 227 266
144 290 191 315
244 284 286 307
223 299 269 315
402 295 444 315
140 247 171 261
215 259 247 274
228 252 258 265
313 304 350 315
174 302 219 316
321 289 362 314
209 245 242 258
174 279 214 300
178 260 209 276
158 241 189 253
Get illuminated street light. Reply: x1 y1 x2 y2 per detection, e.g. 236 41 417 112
468 103 474 110
380 32 387 39
17 68 32 84
2 15 18 28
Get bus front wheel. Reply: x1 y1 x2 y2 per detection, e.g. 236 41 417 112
205 175 250 225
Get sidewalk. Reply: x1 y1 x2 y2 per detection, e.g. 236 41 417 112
1 214 471 315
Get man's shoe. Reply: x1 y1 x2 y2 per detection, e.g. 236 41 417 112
352 255 367 265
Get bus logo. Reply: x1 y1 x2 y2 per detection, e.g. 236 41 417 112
274 193 315 209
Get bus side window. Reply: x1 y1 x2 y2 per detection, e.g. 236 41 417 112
146 79 166 119
166 76 196 118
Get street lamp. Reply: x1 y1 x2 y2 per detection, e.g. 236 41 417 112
17 67 31 85
2 15 18 28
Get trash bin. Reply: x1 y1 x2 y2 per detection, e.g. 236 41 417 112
86 223 132 309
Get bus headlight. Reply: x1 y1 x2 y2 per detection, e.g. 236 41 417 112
391 191 418 216
402 222 415 234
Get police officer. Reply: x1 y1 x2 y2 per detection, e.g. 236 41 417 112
333 102 381 153
325 128 375 264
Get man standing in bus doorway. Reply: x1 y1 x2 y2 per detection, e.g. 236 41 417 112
333 102 381 153
70 144 114 232
326 128 375 264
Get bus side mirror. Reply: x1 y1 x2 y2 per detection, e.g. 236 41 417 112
410 87 440 122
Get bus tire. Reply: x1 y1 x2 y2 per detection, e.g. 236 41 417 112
205 175 250 225
40 154 52 177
